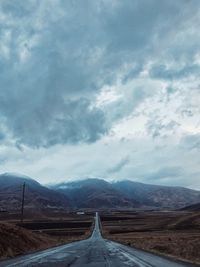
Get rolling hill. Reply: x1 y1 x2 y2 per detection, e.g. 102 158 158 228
0 173 70 211
52 178 200 209
180 202 200 211
51 179 137 209
1 173 200 210
112 180 200 209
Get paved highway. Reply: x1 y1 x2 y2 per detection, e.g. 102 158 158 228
0 212 196 267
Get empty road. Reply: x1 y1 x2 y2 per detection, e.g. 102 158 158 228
0 212 196 267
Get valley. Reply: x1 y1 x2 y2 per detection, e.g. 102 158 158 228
0 212 199 266
0 173 200 265
101 211 200 265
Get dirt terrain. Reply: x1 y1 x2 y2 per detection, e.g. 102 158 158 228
1 212 192 267
1 210 200 264
101 211 200 265
0 212 93 260
0 222 58 260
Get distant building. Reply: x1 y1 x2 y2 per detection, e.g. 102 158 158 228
76 211 85 215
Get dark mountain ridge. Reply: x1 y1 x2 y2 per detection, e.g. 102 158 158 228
112 180 200 209
52 178 137 208
0 173 69 211
1 173 200 210
180 202 200 211
52 178 200 209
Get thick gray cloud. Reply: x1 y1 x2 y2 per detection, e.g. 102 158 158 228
0 1 200 189
0 1 108 147
0 0 199 148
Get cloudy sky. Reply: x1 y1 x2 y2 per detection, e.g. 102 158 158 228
0 0 200 188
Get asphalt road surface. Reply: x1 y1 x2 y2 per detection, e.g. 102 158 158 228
0 212 196 267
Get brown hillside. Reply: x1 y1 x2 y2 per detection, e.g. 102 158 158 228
0 222 57 260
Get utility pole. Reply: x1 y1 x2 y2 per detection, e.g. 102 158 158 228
20 182 26 223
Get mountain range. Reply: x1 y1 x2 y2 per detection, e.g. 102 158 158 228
0 173 69 211
52 179 200 209
0 173 200 210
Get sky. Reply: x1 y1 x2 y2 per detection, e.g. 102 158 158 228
0 0 199 189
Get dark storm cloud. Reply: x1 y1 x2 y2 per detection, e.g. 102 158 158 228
0 0 200 148
0 0 109 147
0 94 107 147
